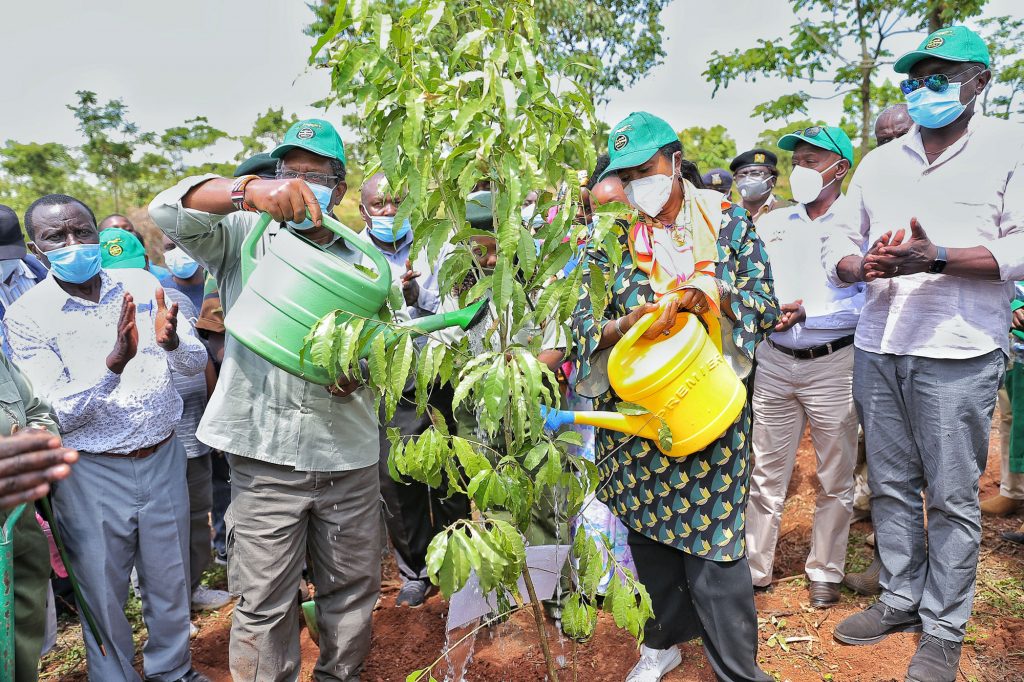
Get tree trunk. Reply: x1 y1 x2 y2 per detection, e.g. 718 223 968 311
857 0 873 159
928 1 944 33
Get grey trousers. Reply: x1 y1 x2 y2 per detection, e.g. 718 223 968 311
854 348 1003 642
187 453 213 593
226 455 381 682
52 438 193 682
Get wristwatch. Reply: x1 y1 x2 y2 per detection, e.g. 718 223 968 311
928 245 948 274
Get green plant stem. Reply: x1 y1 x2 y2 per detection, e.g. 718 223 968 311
522 566 559 681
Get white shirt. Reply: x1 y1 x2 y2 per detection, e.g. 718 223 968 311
759 195 863 349
3 268 207 453
0 259 41 314
822 115 1024 359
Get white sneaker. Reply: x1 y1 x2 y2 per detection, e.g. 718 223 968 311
189 622 199 639
191 585 235 611
625 645 682 682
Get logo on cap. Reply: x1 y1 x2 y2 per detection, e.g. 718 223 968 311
297 127 316 140
754 153 766 163
613 134 629 151
711 173 722 185
926 37 945 50
107 242 123 257
614 124 634 134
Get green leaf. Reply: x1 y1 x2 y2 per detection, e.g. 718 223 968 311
369 332 388 390
657 418 674 452
616 402 650 416
452 437 490 479
555 431 583 447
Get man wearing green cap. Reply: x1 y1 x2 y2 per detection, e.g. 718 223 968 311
823 26 1024 682
744 125 862 609
150 119 384 681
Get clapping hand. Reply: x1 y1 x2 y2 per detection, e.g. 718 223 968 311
862 218 937 281
154 287 180 351
401 259 421 307
106 293 138 374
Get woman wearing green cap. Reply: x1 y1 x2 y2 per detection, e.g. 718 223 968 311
571 111 777 682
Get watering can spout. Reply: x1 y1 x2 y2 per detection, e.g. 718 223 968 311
356 299 489 358
541 406 660 441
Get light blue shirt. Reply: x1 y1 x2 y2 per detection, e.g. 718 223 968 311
758 194 864 350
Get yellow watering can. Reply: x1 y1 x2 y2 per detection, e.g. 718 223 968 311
225 212 487 385
545 294 745 457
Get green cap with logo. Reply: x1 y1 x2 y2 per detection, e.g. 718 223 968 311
270 119 347 166
100 227 147 269
894 25 990 74
600 111 679 180
778 126 855 165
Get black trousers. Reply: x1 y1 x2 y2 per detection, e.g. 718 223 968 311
627 529 772 682
379 383 470 581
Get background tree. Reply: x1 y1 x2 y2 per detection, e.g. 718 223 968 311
159 116 229 173
234 107 299 162
978 15 1024 119
305 0 671 106
703 0 989 158
307 0 653 678
67 90 150 213
677 125 738 173
0 142 81 216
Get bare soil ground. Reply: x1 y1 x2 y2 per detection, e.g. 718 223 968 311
41 410 1024 681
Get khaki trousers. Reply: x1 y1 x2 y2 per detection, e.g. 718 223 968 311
998 388 1024 498
746 342 859 586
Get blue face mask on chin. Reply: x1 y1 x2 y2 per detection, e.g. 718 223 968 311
905 77 977 130
288 181 335 231
367 215 412 243
45 243 103 284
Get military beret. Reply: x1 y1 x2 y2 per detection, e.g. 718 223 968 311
729 149 779 173
701 168 733 188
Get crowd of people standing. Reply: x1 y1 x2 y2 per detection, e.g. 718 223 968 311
0 22 1021 682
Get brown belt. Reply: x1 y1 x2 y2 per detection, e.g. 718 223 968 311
105 434 173 460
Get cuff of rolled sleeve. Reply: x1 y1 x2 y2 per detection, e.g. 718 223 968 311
96 368 123 392
164 334 207 376
148 173 226 238
981 234 1024 282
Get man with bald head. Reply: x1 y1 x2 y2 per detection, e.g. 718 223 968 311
874 103 913 146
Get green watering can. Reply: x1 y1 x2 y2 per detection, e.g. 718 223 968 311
225 212 487 385
1 503 26 676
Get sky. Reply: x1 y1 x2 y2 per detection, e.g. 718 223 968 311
0 0 1020 165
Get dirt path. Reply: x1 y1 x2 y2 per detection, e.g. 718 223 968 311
43 410 1024 681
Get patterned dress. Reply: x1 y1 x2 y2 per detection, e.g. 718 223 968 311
571 204 778 562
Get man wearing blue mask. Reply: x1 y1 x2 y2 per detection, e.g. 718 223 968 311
150 119 386 681
4 194 209 682
824 26 1024 682
359 171 432 311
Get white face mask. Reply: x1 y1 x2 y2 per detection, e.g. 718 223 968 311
789 159 842 205
624 152 679 217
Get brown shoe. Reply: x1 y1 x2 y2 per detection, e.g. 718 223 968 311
843 549 882 596
980 494 1023 517
808 581 840 608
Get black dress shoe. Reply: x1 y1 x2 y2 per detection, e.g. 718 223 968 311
834 602 922 645
808 581 840 608
1002 526 1024 545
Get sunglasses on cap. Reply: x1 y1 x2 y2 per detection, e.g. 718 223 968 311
899 66 981 95
796 125 842 152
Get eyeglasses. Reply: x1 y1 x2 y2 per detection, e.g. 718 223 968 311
797 125 842 153
276 170 340 187
734 168 771 179
899 67 980 95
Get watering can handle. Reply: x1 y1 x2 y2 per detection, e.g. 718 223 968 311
239 211 393 287
620 293 724 354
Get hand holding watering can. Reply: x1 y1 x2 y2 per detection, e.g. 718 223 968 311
0 429 77 510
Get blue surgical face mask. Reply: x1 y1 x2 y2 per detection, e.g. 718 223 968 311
288 181 335 231
905 76 978 130
45 243 103 284
366 215 412 243
164 248 200 279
